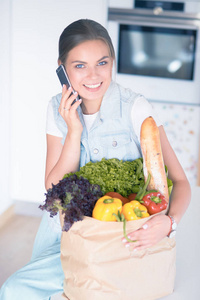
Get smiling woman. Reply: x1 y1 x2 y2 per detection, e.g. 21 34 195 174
0 18 191 300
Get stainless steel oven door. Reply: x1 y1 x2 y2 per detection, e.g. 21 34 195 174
108 8 200 104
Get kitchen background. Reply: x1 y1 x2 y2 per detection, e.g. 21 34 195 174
0 0 200 299
0 0 200 217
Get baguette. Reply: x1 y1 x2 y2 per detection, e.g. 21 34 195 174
140 116 169 202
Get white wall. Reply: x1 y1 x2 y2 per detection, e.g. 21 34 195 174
0 0 108 215
0 0 12 214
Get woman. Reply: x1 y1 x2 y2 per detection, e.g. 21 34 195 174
0 19 191 299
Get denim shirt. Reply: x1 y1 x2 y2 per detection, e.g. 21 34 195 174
51 81 142 168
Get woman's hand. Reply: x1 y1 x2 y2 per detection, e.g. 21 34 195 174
58 85 83 135
122 214 171 251
45 85 83 190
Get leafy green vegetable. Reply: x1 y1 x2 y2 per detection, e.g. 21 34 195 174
64 158 145 198
40 158 173 232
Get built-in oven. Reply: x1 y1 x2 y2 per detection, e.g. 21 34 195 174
108 0 200 104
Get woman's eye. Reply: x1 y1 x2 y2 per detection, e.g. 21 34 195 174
98 61 107 66
75 64 84 69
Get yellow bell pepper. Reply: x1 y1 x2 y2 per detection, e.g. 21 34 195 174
122 200 149 221
92 195 122 221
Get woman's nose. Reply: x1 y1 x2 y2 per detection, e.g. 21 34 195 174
87 67 98 78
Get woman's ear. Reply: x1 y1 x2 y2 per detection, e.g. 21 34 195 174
57 59 62 66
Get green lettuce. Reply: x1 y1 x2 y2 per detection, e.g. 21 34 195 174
64 158 145 197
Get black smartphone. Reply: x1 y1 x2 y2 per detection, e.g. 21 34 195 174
56 64 80 104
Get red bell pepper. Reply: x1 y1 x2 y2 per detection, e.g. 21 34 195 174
142 192 168 215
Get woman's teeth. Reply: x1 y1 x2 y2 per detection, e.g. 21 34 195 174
84 83 101 89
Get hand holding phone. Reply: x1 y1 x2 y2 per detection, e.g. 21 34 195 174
56 64 80 104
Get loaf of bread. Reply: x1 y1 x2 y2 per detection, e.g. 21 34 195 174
140 116 169 202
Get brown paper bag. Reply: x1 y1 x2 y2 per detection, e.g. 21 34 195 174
60 211 176 300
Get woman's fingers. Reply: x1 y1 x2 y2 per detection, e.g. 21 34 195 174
57 85 83 133
122 215 172 251
60 85 71 108
59 85 80 112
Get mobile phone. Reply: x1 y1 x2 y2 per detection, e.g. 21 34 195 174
56 64 80 104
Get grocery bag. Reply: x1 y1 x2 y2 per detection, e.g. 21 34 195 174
60 210 176 300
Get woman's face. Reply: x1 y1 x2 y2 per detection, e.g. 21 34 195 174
64 40 113 105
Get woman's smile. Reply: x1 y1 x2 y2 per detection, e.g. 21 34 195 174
83 82 103 91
